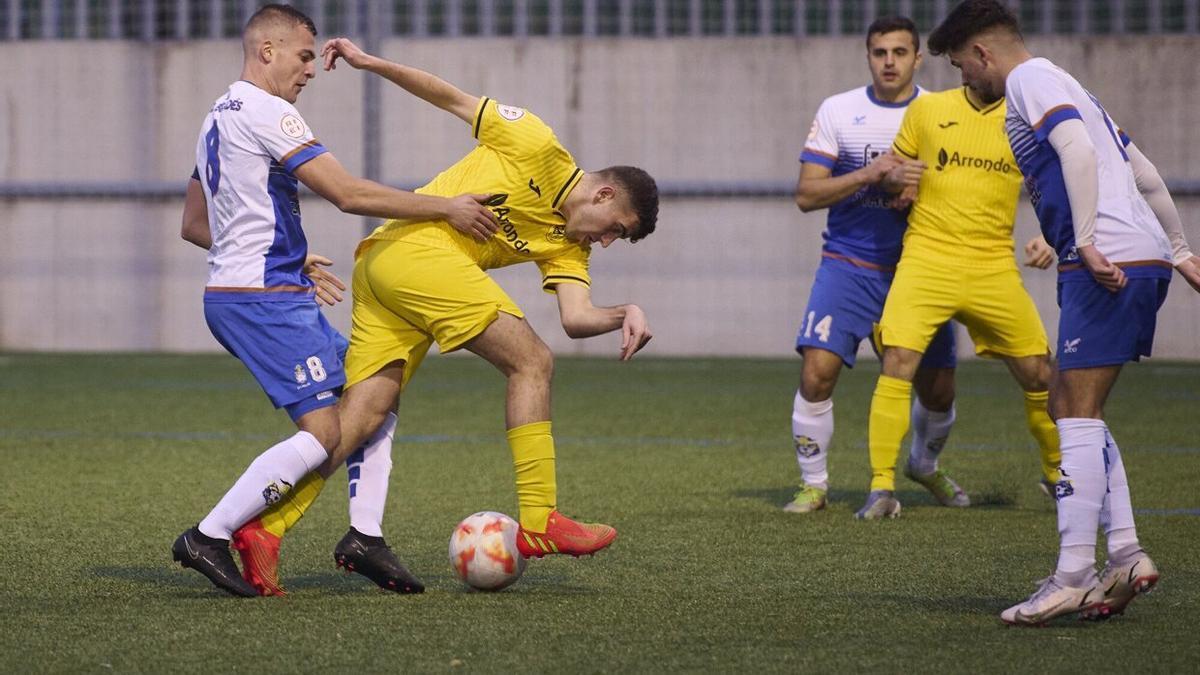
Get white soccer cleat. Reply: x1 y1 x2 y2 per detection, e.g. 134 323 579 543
1084 552 1160 620
1001 576 1102 626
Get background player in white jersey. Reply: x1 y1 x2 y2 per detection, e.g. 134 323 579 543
786 17 963 514
929 0 1200 625
172 4 498 597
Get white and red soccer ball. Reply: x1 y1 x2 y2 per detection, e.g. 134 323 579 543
448 511 527 591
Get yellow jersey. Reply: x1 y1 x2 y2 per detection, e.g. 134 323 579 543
892 87 1023 267
365 97 590 293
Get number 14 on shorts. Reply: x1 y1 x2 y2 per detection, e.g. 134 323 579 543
804 312 833 343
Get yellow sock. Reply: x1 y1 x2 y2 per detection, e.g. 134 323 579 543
1023 390 1061 483
259 472 327 538
868 375 913 492
508 421 556 532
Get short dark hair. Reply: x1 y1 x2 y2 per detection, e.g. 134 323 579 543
597 166 658 243
246 3 317 37
866 16 919 53
928 0 1021 56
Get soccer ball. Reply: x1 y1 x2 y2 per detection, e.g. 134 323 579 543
448 511 527 591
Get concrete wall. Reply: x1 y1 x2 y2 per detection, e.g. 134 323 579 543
2 36 1199 358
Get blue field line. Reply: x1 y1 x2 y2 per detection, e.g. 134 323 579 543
1133 508 1200 517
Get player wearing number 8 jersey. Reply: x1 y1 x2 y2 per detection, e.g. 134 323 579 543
785 16 962 516
930 0 1200 624
172 4 498 597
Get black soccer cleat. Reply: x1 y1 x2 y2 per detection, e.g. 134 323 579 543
172 526 258 598
333 527 425 594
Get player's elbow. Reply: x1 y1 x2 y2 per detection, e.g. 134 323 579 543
795 192 820 213
561 319 588 339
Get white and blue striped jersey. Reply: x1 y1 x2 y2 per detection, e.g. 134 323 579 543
800 85 923 268
1005 58 1171 271
193 80 328 302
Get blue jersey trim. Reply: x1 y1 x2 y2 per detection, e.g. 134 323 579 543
282 142 327 174
865 85 921 109
1033 106 1083 142
800 150 837 168
1117 128 1131 147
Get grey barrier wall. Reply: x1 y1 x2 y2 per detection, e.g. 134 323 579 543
2 35 1199 358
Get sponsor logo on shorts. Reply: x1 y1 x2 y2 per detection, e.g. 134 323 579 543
936 147 1014 174
316 391 334 401
794 435 822 458
1063 337 1081 354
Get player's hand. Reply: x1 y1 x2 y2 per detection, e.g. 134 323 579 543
303 254 347 306
444 194 500 242
322 37 374 71
1078 244 1126 292
1023 235 1055 269
619 304 652 361
866 153 904 185
880 158 925 191
888 185 918 210
1175 254 1200 293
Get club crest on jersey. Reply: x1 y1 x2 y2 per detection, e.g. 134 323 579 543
546 224 566 243
794 435 821 458
497 104 525 121
294 364 308 384
280 113 306 139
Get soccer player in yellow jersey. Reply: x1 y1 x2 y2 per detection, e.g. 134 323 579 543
853 83 1061 519
230 37 659 594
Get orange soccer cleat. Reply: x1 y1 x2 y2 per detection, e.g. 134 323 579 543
516 510 617 558
231 519 286 596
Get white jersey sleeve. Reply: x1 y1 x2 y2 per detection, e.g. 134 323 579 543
249 97 326 173
800 99 840 168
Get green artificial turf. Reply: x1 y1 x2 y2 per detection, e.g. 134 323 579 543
1 353 1196 672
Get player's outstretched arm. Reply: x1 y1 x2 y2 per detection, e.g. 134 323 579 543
294 153 498 241
555 283 652 361
1125 141 1200 291
794 154 902 212
321 37 478 124
181 177 212 249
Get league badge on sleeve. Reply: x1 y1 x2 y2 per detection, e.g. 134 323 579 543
497 104 526 121
280 113 306 139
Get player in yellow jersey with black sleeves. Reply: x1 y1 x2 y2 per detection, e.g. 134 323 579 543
854 84 1061 519
229 37 659 595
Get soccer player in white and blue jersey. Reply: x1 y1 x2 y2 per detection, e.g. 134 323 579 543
930 0 1200 625
786 17 962 514
173 4 498 597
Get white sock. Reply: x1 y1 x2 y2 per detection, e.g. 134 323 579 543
199 431 329 540
908 399 956 475
1099 428 1142 564
792 391 833 490
1053 418 1108 587
347 413 397 538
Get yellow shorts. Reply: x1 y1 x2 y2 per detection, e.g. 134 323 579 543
879 256 1048 359
344 239 523 389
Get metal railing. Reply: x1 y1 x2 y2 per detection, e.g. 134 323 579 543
3 0 1198 41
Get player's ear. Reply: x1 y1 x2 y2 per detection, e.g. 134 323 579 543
260 39 274 64
594 185 615 204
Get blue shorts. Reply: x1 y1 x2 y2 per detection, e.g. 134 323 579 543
796 257 957 369
205 300 348 420
1056 273 1170 370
